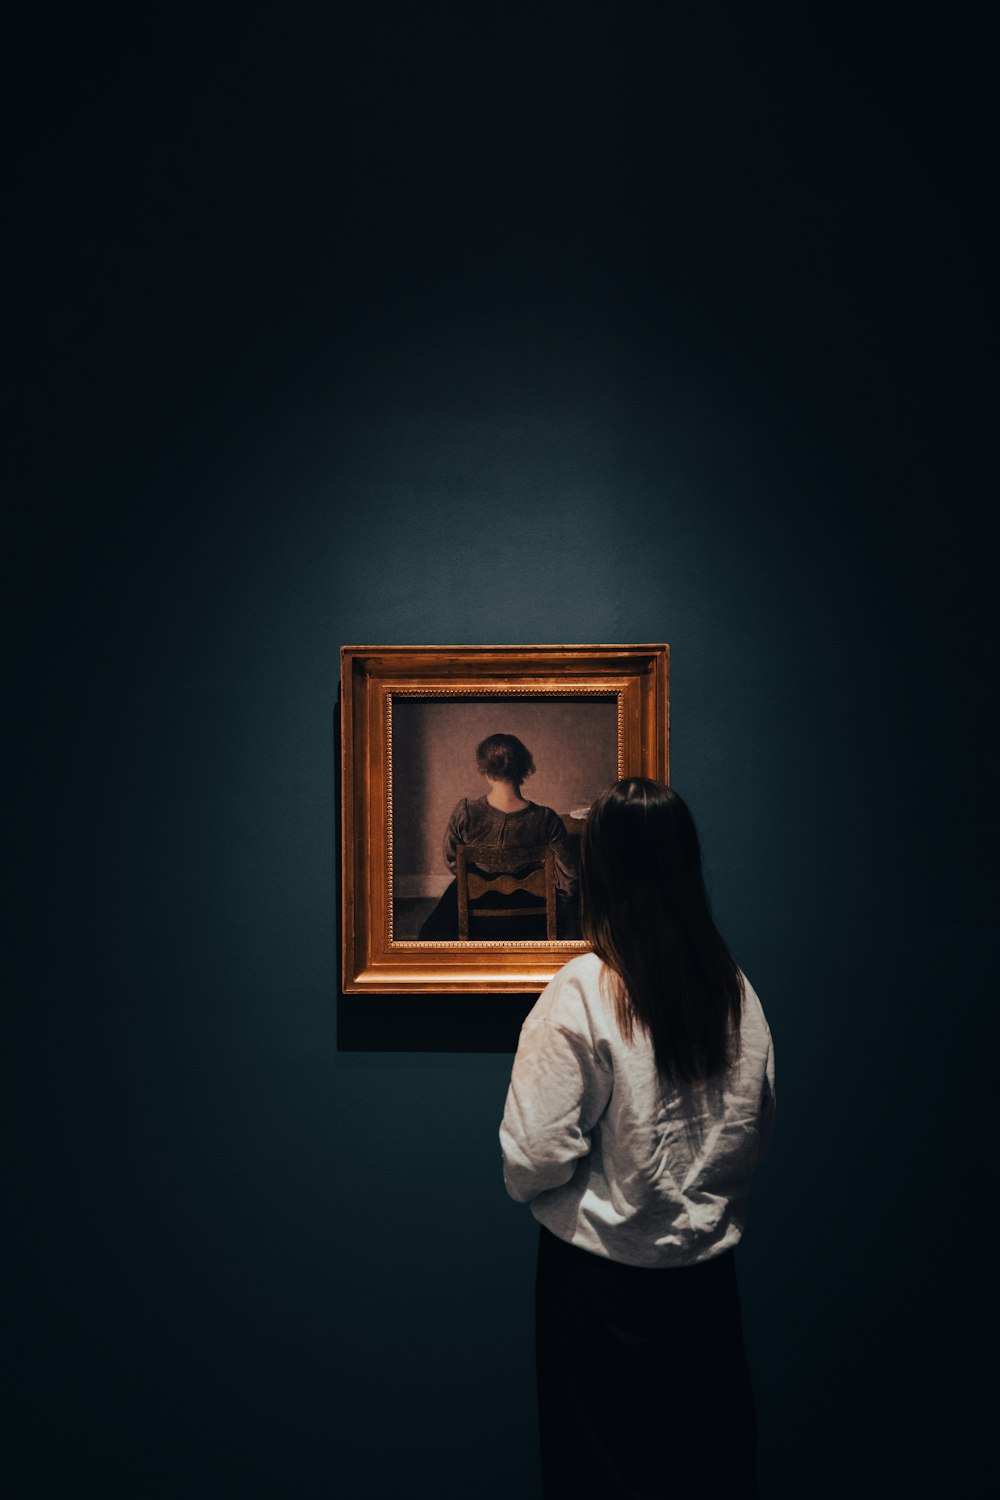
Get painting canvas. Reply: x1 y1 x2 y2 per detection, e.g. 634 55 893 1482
340 646 668 993
391 696 619 940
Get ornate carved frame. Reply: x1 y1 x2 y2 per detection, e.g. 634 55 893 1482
340 645 669 993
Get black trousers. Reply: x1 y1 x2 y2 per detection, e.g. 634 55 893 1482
535 1227 760 1500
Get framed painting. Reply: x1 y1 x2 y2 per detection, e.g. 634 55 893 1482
340 645 669 993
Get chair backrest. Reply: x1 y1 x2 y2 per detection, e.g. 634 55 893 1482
455 844 557 940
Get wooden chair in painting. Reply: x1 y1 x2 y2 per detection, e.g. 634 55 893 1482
455 844 557 940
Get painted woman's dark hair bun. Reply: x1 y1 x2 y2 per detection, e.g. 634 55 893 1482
475 733 535 784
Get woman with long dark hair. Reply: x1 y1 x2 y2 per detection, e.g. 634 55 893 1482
500 779 775 1499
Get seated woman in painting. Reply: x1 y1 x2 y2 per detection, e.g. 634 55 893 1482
418 733 580 940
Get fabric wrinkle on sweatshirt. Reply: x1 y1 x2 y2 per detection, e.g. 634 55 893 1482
500 950 775 1268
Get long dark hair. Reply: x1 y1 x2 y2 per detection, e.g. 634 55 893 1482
581 779 744 1083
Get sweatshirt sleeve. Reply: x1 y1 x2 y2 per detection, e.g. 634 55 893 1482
500 997 613 1204
758 1031 776 1162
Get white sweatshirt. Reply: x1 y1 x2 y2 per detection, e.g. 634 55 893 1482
500 951 775 1268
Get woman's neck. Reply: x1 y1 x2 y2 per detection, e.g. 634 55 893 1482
486 781 529 812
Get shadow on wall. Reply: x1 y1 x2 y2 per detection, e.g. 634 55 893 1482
337 991 540 1052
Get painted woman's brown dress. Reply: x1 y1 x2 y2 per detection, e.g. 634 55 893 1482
418 796 579 939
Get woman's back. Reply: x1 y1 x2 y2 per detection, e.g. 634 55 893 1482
500 780 771 1498
501 950 774 1267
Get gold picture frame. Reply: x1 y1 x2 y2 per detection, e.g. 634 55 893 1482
340 645 669 993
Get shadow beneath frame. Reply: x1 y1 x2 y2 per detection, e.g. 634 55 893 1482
336 991 539 1053
333 695 542 1054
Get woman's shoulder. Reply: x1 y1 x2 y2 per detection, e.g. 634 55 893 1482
528 951 608 1031
738 971 771 1037
558 949 603 982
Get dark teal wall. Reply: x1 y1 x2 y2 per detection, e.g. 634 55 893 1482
12 9 993 1498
